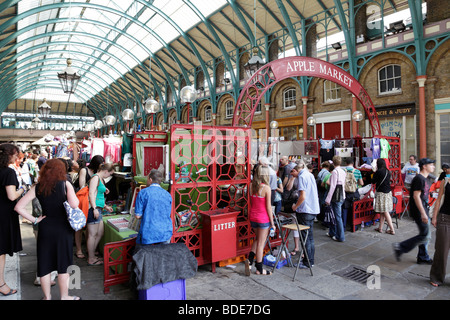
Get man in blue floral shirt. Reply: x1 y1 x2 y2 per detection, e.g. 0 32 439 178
135 169 173 245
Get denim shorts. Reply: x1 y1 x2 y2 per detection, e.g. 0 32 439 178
87 207 103 224
250 221 270 229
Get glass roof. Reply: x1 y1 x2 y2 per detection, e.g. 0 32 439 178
18 0 227 103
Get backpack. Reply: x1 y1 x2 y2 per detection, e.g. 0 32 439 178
344 168 358 193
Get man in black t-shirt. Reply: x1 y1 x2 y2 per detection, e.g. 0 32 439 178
393 158 436 264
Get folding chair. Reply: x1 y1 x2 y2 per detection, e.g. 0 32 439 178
385 196 398 230
401 188 410 219
273 212 313 281
264 212 293 269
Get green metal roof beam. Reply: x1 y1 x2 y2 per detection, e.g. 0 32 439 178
408 0 425 75
0 37 147 96
1 59 122 113
183 0 237 86
218 10 248 40
4 81 101 116
257 0 285 30
226 0 257 47
0 52 131 105
0 3 180 102
316 0 342 31
285 0 306 20
333 0 356 76
275 0 301 56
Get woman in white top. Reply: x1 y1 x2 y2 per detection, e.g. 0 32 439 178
325 156 347 242
20 155 32 186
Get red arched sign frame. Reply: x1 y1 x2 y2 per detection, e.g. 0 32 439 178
232 56 381 136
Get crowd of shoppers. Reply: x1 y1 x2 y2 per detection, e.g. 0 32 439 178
2 139 448 295
245 150 448 289
0 143 117 300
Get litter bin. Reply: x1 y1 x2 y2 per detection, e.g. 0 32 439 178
200 208 239 272
393 186 403 215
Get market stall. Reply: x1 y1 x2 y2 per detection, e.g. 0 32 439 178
316 135 404 232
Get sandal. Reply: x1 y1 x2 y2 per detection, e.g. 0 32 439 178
244 259 251 276
430 282 439 287
255 262 271 276
290 250 300 256
75 253 85 259
256 269 271 275
87 259 104 266
374 228 383 233
0 283 17 296
386 229 395 235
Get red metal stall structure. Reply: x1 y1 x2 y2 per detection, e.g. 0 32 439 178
231 56 405 233
169 124 269 267
348 136 403 232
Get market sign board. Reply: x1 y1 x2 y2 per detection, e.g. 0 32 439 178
233 56 381 136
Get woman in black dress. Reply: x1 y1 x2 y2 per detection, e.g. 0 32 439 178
372 158 395 234
0 144 26 297
15 159 80 300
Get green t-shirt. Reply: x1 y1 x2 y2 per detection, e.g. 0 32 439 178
380 138 391 159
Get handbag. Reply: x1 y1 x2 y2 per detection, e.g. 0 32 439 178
331 184 343 202
32 197 42 218
331 168 345 202
63 182 86 231
324 205 336 226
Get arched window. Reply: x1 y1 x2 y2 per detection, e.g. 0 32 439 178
168 112 177 127
378 64 401 94
255 101 262 113
225 101 234 119
283 87 296 109
204 106 212 122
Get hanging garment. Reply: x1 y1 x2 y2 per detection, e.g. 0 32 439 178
90 138 105 159
371 138 381 160
380 138 391 159
335 148 353 158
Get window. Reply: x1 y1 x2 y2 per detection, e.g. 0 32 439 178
225 101 234 119
188 108 193 124
168 113 177 127
283 88 296 109
324 80 341 102
378 64 401 94
255 101 262 113
204 106 212 122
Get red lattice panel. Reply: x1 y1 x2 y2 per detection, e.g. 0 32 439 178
103 238 136 294
351 198 379 232
349 136 401 232
170 124 252 265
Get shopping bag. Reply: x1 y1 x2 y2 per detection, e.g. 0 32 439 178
324 204 336 226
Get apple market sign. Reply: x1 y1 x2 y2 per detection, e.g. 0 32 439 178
232 56 381 136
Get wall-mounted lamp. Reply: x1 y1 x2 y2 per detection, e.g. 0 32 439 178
390 20 406 32
332 42 342 50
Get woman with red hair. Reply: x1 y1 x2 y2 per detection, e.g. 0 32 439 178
15 159 81 300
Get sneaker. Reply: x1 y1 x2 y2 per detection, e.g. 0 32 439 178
392 243 402 261
417 258 433 265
